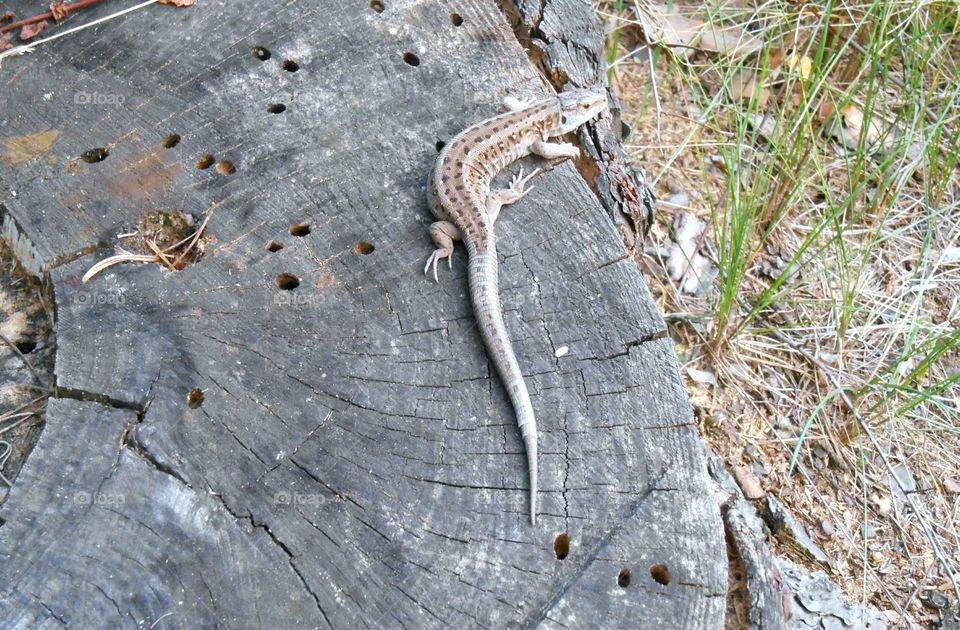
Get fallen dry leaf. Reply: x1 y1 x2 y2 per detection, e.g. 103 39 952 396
834 103 884 150
1 11 14 24
943 477 960 494
767 46 784 71
2 129 61 165
0 33 12 52
640 5 763 60
786 54 813 80
666 211 717 295
20 20 47 41
870 492 892 516
699 25 761 58
49 2 68 21
158 0 196 6
748 112 778 142
638 4 702 56
817 101 836 122
731 69 770 107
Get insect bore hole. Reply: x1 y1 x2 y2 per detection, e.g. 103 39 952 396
162 133 181 149
403 51 420 66
252 46 271 61
267 103 286 114
81 147 108 163
617 568 631 588
369 0 385 13
215 160 236 175
450 13 464 26
187 388 205 409
554 533 570 560
276 273 300 290
282 59 299 72
196 155 215 170
650 563 671 586
354 241 375 255
289 222 311 237
266 240 284 252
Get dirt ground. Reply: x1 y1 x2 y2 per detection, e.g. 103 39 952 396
608 21 959 627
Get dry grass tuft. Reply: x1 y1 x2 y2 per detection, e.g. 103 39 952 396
82 206 215 283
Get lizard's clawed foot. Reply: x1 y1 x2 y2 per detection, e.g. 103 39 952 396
424 248 453 283
424 221 461 282
509 167 541 197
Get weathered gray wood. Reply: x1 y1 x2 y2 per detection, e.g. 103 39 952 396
707 453 789 629
502 0 655 246
0 0 725 626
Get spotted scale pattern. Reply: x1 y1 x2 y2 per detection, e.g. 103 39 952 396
428 100 559 252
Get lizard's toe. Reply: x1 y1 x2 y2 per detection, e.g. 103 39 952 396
424 251 439 280
425 247 454 282
511 167 524 190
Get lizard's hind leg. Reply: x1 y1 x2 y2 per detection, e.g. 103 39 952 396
487 167 541 223
424 221 461 282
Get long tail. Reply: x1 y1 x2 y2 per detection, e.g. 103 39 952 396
466 236 539 525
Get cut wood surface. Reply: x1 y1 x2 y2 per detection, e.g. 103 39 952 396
0 0 726 627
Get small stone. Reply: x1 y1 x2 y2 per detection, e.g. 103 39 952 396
666 192 689 208
922 591 948 610
820 520 835 537
686 367 716 386
554 346 569 358
733 465 765 499
873 495 892 515
817 351 838 364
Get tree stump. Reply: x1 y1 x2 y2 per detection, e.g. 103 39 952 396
0 0 726 626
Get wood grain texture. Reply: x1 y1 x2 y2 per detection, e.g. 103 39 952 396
502 0 655 245
0 0 725 626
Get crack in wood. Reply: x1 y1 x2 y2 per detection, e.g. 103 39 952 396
53 386 142 412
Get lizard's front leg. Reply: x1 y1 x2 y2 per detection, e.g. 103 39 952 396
531 140 580 160
487 167 540 223
424 221 461 282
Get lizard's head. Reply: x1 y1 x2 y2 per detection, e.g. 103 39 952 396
556 87 607 135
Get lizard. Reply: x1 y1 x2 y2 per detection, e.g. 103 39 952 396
424 86 608 525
